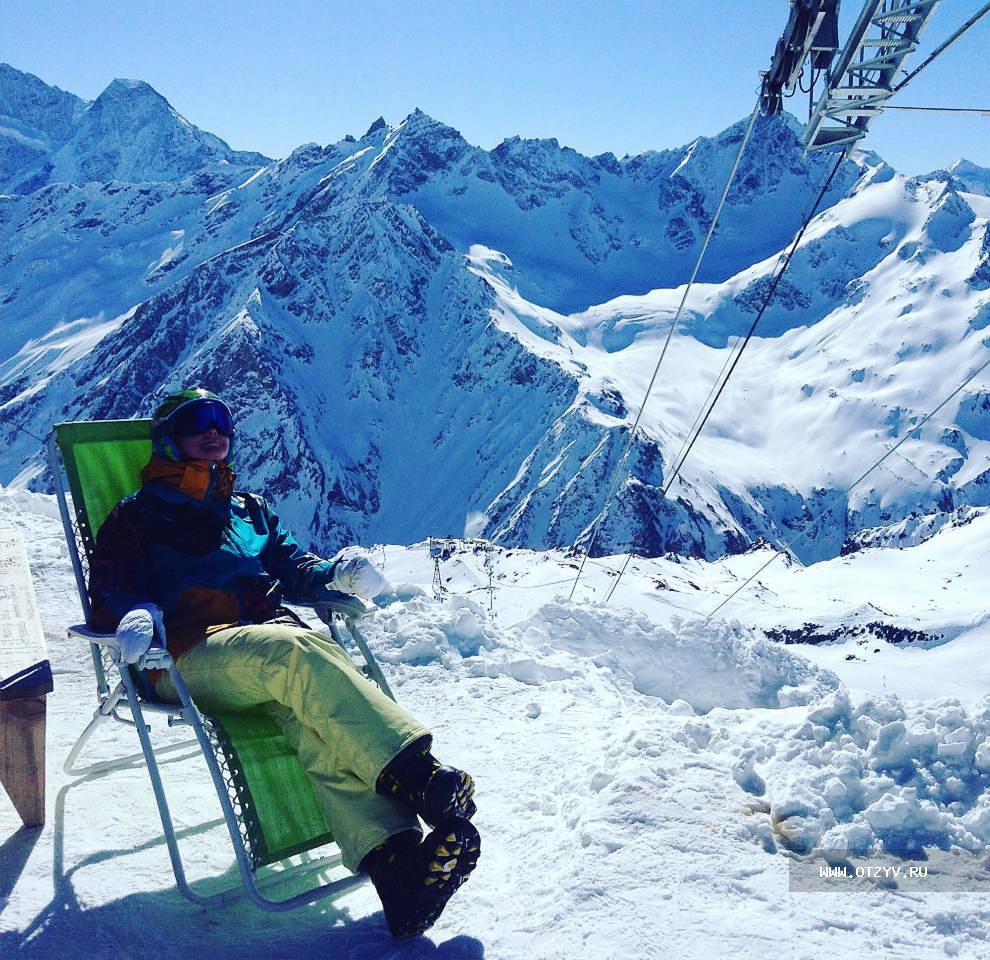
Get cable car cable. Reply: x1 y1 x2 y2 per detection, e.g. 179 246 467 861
891 2 990 93
603 149 845 603
705 351 990 621
567 98 763 601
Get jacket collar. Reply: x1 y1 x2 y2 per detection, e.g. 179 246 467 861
140 454 236 502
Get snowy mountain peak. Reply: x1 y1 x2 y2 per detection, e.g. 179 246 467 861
0 68 269 193
363 116 387 138
55 76 267 182
390 108 466 145
490 135 593 178
76 76 192 146
0 63 85 138
360 109 473 192
97 77 161 100
494 134 564 153
0 63 87 190
948 158 990 197
402 107 442 126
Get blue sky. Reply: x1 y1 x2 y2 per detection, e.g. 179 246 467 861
2 0 987 174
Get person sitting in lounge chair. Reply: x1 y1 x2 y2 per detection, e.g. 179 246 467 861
88 387 480 939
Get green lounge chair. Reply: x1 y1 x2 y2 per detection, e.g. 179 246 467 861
48 418 394 909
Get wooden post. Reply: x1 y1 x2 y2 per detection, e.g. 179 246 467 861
1 526 52 828
0 696 47 827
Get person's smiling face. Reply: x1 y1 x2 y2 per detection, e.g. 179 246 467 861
176 428 230 462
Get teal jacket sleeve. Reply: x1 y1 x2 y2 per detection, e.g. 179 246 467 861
255 496 339 601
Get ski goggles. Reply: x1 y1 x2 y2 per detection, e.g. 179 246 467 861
165 398 235 438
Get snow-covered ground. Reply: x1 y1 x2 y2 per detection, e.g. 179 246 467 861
2 486 990 959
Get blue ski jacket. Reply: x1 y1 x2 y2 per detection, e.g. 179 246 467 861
88 457 338 660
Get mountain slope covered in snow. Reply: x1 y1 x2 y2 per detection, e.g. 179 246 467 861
1 63 988 563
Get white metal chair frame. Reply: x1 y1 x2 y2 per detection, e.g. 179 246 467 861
48 430 395 910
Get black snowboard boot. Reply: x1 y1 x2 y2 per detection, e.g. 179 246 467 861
361 817 481 939
377 736 477 827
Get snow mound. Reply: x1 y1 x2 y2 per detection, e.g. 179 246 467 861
363 596 839 711
500 601 839 712
367 594 500 665
743 691 990 858
0 484 63 522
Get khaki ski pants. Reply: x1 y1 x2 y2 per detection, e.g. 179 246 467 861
154 622 426 870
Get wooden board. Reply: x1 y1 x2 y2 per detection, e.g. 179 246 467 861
0 527 49 826
0 696 47 827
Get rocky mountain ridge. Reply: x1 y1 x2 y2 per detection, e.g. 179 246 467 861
0 65 269 194
1 63 988 561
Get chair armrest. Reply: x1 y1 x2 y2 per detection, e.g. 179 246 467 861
67 623 170 670
296 591 376 621
68 624 118 643
138 645 173 670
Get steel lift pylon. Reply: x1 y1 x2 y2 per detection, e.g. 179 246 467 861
762 1 944 153
803 0 942 151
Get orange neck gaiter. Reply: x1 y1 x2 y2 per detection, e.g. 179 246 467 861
140 455 236 502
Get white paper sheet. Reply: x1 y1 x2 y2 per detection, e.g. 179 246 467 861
0 526 47 681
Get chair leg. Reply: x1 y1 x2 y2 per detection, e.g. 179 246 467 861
66 658 368 911
118 666 243 907
63 706 111 777
325 616 396 702
63 686 198 779
63 682 132 777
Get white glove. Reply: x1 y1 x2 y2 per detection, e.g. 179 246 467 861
330 554 387 599
115 603 165 664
